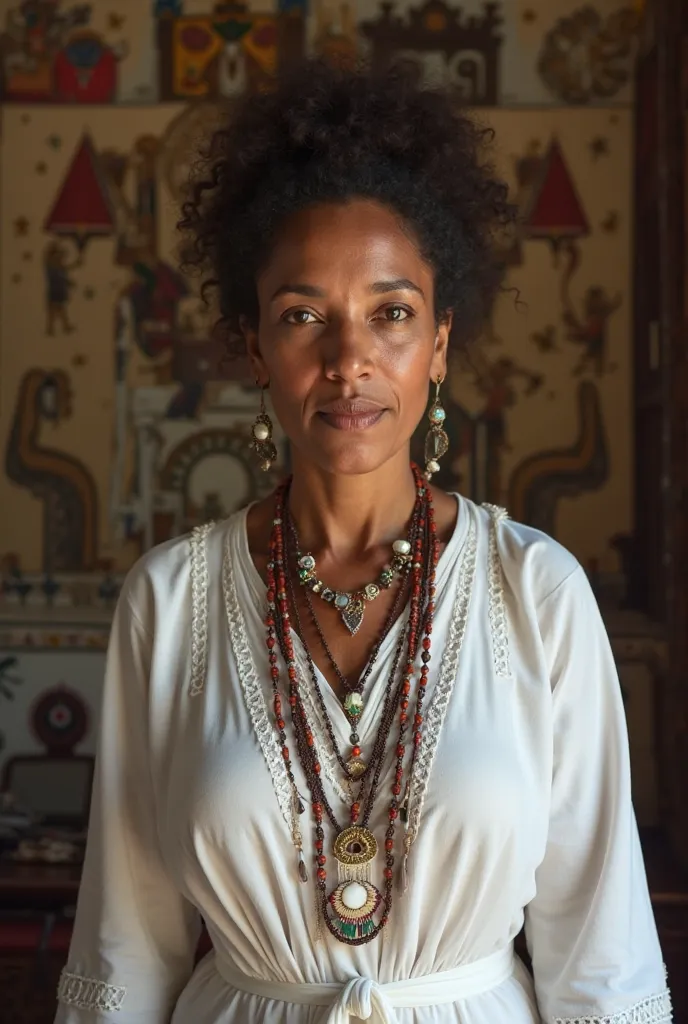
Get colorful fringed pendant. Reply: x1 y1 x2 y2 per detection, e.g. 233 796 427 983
328 880 382 940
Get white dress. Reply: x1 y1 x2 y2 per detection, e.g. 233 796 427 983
54 496 672 1024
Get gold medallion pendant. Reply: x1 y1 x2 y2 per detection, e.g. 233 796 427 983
328 826 383 941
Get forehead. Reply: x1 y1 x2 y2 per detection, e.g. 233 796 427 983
257 199 434 292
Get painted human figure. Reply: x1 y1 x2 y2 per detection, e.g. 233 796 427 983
558 241 621 376
563 285 622 377
110 293 135 540
0 1 90 99
217 39 247 96
204 19 251 98
44 241 80 335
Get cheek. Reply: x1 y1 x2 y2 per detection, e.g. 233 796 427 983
260 344 318 430
381 330 436 389
404 374 433 425
258 328 314 385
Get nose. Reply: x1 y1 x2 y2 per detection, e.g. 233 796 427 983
322 317 373 384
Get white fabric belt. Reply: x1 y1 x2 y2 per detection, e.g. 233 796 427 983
215 944 515 1023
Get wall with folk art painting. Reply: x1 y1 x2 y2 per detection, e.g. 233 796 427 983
1 1 658 823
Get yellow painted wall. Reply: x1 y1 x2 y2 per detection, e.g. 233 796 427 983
0 0 639 582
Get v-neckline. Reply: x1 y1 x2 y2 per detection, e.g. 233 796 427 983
288 608 410 743
234 493 466 738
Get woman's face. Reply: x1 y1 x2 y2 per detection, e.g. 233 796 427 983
244 198 450 476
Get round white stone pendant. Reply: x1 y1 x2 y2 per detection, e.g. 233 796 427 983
392 539 411 555
341 881 368 910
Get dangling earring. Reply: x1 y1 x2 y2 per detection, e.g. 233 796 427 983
424 375 448 481
250 384 277 472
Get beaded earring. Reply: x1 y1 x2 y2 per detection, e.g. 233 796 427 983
250 385 277 471
424 375 449 480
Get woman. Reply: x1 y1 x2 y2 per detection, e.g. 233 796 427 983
55 62 671 1024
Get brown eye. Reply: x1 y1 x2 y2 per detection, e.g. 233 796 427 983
383 306 410 322
284 309 318 325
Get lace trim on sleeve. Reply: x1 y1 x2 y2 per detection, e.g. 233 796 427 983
553 988 673 1024
189 521 214 697
57 969 126 1011
481 502 512 678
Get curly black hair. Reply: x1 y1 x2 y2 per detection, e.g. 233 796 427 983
179 59 514 356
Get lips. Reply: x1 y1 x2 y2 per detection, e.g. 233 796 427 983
317 400 387 432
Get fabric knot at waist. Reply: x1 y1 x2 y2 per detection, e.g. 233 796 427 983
215 944 515 1023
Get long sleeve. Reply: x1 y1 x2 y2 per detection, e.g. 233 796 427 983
524 565 671 1024
55 581 202 1022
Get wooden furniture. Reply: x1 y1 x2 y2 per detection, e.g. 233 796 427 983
642 830 688 1023
0 863 80 1024
633 0 688 867
0 863 80 910
1 755 94 831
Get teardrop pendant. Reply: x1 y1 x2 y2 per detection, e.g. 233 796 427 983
341 597 364 635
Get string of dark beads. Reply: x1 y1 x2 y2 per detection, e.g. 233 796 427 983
284 541 410 821
275 472 425 834
264 473 439 944
282 480 424 781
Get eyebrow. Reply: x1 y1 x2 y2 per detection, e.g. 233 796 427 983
370 278 424 298
271 283 325 300
271 278 425 301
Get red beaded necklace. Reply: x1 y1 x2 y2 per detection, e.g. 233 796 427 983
264 467 440 944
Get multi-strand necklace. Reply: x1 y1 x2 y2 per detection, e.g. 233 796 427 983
294 533 412 636
264 466 439 944
287 483 424 727
285 514 412 800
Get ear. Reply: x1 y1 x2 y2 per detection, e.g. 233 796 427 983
431 312 452 383
240 315 268 387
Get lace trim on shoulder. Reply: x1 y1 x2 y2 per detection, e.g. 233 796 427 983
222 534 294 830
405 512 478 844
553 988 673 1024
189 522 214 697
481 502 511 678
57 969 126 1011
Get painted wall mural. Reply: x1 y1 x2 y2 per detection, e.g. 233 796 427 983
537 6 641 104
0 0 640 792
360 0 502 104
156 1 305 99
0 1 129 103
507 379 609 535
0 1 641 106
5 369 99 573
0 65 633 588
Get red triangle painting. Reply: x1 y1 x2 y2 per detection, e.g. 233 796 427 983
44 134 115 248
525 138 589 241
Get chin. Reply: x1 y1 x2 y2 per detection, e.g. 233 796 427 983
303 437 405 477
